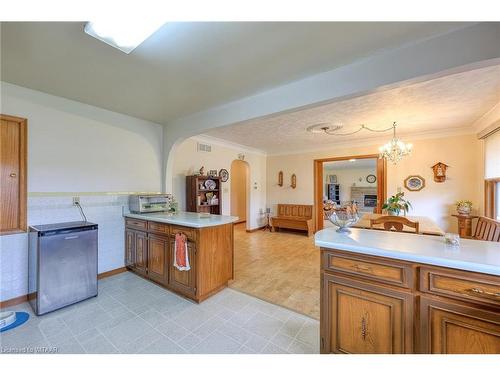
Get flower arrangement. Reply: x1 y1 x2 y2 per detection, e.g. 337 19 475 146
456 200 473 215
382 192 412 216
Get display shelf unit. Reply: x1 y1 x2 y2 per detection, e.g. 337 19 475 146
186 175 222 214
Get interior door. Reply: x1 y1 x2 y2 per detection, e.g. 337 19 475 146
0 114 27 234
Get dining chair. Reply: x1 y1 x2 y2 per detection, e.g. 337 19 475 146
370 215 420 234
471 216 500 242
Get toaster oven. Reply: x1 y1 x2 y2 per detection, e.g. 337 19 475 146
129 194 172 214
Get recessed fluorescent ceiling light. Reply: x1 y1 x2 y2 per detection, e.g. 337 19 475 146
349 159 356 162
84 20 165 54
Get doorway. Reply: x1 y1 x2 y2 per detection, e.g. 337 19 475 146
230 159 249 224
314 154 386 232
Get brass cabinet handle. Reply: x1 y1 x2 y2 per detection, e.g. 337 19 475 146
361 317 367 340
10 173 17 177
353 264 372 272
468 287 500 299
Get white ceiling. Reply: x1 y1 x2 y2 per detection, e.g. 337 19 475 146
204 64 500 154
0 22 471 124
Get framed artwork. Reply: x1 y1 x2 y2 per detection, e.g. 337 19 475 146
366 174 376 184
404 175 425 191
208 170 218 177
219 168 229 182
328 175 337 183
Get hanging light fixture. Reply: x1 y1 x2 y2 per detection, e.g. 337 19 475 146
306 121 412 164
378 122 412 164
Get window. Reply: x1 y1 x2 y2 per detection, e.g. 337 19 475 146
484 128 500 220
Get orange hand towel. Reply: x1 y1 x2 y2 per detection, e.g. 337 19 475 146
174 233 190 271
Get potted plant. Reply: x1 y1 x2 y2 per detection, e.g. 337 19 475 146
456 200 473 215
382 192 412 216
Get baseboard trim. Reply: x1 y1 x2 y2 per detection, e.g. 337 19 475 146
97 266 128 280
0 267 128 308
246 226 266 233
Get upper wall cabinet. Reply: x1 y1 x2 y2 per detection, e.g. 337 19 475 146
0 114 27 235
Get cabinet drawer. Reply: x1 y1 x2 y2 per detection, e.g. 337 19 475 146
170 225 196 242
420 267 500 307
148 221 169 235
125 218 147 231
322 250 413 288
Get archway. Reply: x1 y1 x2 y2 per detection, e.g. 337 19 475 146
230 159 250 224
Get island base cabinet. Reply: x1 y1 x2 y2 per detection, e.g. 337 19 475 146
169 239 197 297
321 273 413 354
420 297 500 354
125 219 233 303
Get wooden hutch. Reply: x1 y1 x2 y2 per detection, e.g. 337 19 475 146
186 175 222 214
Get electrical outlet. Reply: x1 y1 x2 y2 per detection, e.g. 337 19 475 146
73 196 80 205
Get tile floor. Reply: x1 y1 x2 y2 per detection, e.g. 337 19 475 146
0 271 319 354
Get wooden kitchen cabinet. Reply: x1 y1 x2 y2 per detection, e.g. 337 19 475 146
169 238 197 297
124 217 233 302
322 273 413 354
0 114 27 235
147 234 169 285
420 297 500 354
320 248 500 354
125 229 135 267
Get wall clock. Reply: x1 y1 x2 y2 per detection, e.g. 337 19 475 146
366 174 376 184
404 175 425 191
219 169 229 182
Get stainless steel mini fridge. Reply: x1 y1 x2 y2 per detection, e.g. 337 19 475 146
28 221 98 315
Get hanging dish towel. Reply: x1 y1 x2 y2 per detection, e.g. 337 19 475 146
174 232 191 271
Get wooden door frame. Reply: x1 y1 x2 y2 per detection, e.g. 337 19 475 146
1 114 27 235
314 154 387 232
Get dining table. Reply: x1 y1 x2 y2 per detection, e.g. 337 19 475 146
353 213 445 236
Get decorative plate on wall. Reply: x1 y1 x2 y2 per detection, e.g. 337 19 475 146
204 179 217 190
404 175 425 191
219 169 229 182
366 174 376 184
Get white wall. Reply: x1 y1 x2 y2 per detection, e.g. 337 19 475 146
172 136 267 230
267 134 483 233
0 82 164 302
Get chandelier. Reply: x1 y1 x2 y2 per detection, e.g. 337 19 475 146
378 123 413 164
307 121 412 164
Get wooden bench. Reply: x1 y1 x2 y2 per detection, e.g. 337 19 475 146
471 216 500 242
271 204 313 236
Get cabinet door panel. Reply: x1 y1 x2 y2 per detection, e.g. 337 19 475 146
322 273 413 354
420 297 500 354
169 239 196 296
125 229 135 267
147 235 168 285
134 231 147 274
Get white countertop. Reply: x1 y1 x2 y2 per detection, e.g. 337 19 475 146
315 228 500 276
124 212 239 228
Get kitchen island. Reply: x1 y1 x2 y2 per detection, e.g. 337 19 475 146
124 212 238 302
315 228 500 354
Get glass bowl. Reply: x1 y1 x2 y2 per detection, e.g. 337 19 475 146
327 204 360 233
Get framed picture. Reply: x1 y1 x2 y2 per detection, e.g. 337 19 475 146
219 168 229 182
366 174 376 184
328 175 337 183
208 170 218 177
404 175 425 191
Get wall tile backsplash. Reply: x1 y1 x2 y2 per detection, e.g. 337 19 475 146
0 194 130 301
